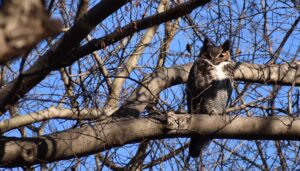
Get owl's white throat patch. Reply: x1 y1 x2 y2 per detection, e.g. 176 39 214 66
215 62 229 80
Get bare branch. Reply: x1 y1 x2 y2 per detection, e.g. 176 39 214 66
69 0 212 65
143 143 189 169
157 13 180 67
104 0 168 115
0 0 211 115
0 0 130 114
1 62 299 131
2 114 300 167
0 0 62 64
0 107 101 133
118 62 300 117
214 141 265 170
126 140 149 171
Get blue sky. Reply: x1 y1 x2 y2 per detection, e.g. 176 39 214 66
3 0 300 170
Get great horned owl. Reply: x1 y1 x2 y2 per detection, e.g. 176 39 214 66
186 38 234 158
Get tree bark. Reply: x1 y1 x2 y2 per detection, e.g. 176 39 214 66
0 0 130 114
0 0 211 114
118 62 300 117
0 62 299 133
0 0 62 64
1 114 300 167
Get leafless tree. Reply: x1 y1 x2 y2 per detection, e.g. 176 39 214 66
0 0 299 170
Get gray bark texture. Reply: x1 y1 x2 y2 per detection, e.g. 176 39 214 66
0 0 299 168
0 0 62 63
118 62 300 117
1 114 300 167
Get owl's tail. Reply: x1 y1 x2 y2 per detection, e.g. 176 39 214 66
189 137 210 158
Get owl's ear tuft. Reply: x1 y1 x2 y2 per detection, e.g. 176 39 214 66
222 40 231 51
203 38 213 49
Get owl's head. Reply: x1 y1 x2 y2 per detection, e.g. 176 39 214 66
199 38 231 65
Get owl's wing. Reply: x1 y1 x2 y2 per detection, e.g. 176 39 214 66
186 65 195 114
226 81 233 108
186 59 212 114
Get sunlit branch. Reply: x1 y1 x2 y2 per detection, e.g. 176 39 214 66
0 0 62 64
118 62 300 117
1 62 299 132
0 107 101 133
104 0 168 116
0 0 130 114
2 114 300 167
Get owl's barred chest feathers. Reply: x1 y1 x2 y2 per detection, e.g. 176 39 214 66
186 38 234 115
187 59 233 114
188 59 233 92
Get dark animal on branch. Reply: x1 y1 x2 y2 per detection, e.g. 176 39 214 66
186 38 234 158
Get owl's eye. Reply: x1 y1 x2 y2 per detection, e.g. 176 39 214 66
219 53 228 58
201 52 211 58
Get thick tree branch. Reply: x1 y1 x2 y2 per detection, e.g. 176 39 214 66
1 114 300 167
117 63 190 117
0 0 210 115
118 62 300 116
0 0 130 114
1 62 299 132
70 0 210 65
234 62 300 85
0 0 62 64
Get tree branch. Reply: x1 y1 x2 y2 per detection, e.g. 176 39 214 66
117 62 300 117
0 107 101 133
0 0 211 115
104 0 168 116
0 0 62 64
0 0 130 114
70 0 211 65
1 62 299 132
1 114 300 167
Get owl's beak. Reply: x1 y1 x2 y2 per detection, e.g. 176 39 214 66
224 56 230 61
